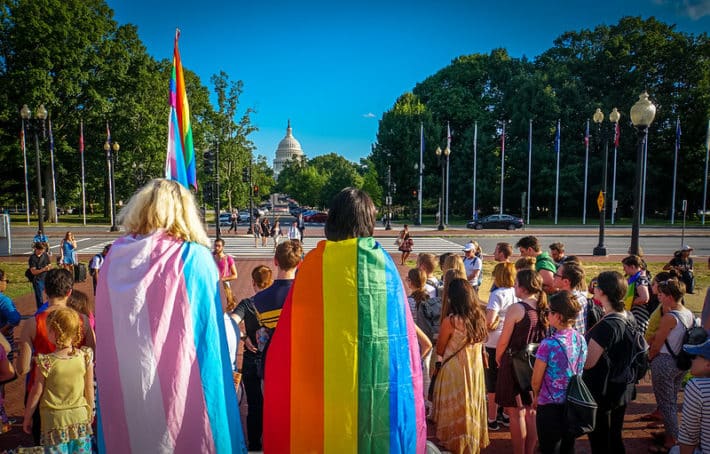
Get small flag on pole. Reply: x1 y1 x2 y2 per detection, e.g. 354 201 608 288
584 121 589 147
555 121 561 153
106 121 111 145
614 122 620 147
165 29 197 190
80 121 85 154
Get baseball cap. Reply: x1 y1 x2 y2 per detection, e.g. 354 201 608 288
462 242 474 252
683 338 710 360
681 245 693 252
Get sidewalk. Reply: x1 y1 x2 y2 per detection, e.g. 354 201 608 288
0 256 667 452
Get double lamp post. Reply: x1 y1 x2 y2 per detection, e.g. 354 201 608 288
104 137 120 232
20 104 48 233
592 107 620 256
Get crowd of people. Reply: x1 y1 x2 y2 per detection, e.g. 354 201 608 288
0 180 708 454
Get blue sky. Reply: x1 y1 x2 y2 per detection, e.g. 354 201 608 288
107 0 710 167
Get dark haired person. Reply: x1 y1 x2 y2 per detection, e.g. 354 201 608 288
663 245 694 294
28 242 51 310
622 255 651 334
516 236 556 294
583 271 635 454
263 188 426 452
553 262 588 334
548 242 568 268
532 290 586 454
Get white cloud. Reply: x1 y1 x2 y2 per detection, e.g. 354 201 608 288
362 112 376 118
654 0 710 19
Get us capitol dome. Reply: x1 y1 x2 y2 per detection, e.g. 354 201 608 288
273 120 304 178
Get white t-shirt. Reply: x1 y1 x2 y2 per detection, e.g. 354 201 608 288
223 313 239 372
485 287 516 348
463 256 482 287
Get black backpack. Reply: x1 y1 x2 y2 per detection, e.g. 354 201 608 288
606 313 650 384
585 298 604 332
664 312 708 371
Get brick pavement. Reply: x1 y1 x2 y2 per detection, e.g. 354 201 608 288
0 253 671 452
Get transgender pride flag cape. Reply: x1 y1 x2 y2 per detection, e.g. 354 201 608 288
263 237 426 453
95 231 245 454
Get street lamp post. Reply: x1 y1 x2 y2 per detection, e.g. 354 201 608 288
385 165 392 230
435 144 450 231
629 92 656 256
592 107 621 256
20 104 47 233
103 139 120 232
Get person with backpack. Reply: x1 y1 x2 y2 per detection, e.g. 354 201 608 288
531 290 587 454
648 277 697 452
88 244 111 295
583 271 638 454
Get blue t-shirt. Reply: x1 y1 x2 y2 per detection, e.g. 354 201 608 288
536 328 588 405
252 279 294 330
0 293 20 328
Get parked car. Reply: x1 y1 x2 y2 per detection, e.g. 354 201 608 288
466 214 524 230
218 212 233 226
304 212 328 223
238 210 251 223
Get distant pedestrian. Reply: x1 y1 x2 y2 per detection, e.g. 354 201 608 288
214 238 238 293
297 213 305 240
89 244 111 295
253 219 262 248
28 242 51 309
271 220 283 250
260 218 271 248
397 224 414 265
288 221 301 241
228 209 238 233
59 231 78 275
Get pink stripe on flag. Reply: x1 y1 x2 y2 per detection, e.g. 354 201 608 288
144 240 215 452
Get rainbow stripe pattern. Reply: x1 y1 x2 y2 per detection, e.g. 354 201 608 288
95 231 245 453
165 29 197 190
263 237 426 453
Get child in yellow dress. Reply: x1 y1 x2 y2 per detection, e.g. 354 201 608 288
22 307 94 453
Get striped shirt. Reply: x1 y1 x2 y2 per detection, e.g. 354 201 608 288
678 376 710 452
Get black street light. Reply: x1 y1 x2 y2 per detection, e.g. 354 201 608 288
629 92 656 256
435 144 450 231
20 104 47 233
592 107 621 256
103 139 120 232
385 165 392 230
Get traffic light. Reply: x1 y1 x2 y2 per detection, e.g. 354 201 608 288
253 184 259 196
242 167 249 182
203 150 214 174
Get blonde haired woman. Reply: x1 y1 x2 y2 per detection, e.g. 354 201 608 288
95 179 245 452
59 231 77 274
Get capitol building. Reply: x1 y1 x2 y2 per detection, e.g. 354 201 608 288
273 120 304 178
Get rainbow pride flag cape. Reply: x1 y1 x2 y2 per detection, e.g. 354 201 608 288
95 231 245 454
263 237 426 453
165 29 197 190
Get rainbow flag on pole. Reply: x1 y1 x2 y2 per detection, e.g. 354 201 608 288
95 231 245 453
165 29 197 190
263 237 426 453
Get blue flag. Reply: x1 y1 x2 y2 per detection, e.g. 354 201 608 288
555 120 560 153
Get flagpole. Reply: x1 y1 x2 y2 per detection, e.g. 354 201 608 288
671 117 680 224
48 119 58 223
641 128 648 224
21 121 30 224
418 122 423 225
527 119 532 225
472 121 478 220
445 122 451 226
583 119 590 225
555 119 560 225
703 119 709 225
80 121 86 226
500 121 505 215
611 121 619 225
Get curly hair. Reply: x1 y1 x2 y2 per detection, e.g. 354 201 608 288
46 307 83 350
